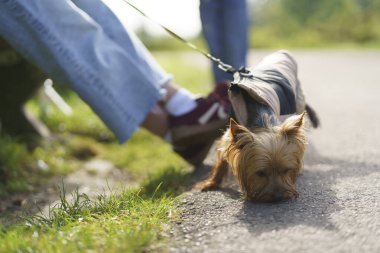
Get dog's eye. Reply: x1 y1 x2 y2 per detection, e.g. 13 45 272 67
255 171 266 177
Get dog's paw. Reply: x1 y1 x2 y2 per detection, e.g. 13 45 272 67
193 180 219 191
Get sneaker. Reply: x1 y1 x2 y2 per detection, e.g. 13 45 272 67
173 139 216 166
169 82 231 146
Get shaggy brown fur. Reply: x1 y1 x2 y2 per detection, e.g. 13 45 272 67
195 113 307 202
194 50 319 202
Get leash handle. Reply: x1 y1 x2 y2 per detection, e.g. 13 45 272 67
123 0 237 74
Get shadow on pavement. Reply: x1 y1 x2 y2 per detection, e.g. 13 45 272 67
233 143 380 235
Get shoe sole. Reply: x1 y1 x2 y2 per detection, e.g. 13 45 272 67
174 139 216 166
171 119 228 146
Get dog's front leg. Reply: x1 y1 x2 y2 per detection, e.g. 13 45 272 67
194 155 228 191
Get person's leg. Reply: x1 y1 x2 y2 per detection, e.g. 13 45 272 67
221 0 249 76
0 0 169 143
0 0 231 165
71 0 170 90
200 0 228 83
71 0 174 138
36 0 202 139
200 0 249 83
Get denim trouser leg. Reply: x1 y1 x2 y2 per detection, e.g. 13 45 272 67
200 0 249 83
0 0 171 143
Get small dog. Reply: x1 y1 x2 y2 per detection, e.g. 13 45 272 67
195 50 319 202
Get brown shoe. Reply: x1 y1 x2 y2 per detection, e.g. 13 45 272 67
173 139 215 166
169 82 231 146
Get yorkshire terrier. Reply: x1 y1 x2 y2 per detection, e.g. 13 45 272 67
195 50 319 202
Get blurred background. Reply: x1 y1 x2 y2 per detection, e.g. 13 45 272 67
106 0 380 49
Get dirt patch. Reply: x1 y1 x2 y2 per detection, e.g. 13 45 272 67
0 159 135 224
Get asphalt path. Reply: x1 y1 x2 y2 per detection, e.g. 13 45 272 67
170 50 380 253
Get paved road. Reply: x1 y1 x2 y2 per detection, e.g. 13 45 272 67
170 50 380 253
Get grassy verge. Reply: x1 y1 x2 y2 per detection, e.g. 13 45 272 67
0 159 190 253
0 52 212 252
0 187 176 253
0 134 33 194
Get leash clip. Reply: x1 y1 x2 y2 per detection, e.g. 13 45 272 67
207 53 236 74
237 67 253 78
217 62 235 74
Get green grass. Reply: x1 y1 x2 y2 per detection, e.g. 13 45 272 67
140 165 191 199
0 134 32 194
250 27 380 49
0 52 212 252
0 187 176 253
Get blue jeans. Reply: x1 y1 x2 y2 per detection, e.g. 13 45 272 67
200 0 249 83
0 0 171 143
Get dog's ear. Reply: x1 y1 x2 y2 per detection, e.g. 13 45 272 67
280 112 306 136
229 118 244 137
229 118 254 145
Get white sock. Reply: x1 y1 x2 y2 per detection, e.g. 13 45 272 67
165 88 197 116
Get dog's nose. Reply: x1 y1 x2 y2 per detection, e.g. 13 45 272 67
272 191 285 201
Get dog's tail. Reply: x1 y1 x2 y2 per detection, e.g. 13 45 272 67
305 104 320 128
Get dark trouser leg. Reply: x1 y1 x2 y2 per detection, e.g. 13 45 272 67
0 38 47 136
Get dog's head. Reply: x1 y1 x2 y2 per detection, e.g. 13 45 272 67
220 113 306 202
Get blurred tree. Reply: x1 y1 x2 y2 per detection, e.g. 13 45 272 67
249 0 380 47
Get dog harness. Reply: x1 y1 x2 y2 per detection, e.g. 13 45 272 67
229 50 305 126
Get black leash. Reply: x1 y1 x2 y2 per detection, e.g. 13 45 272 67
122 0 238 74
